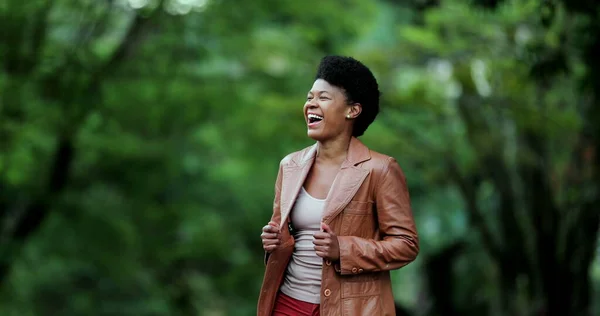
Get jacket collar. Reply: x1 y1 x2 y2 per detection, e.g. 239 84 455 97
297 136 371 167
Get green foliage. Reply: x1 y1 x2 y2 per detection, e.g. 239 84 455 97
1 0 599 315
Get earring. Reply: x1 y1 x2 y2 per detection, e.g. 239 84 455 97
346 114 351 119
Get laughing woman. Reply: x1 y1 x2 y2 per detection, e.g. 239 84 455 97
258 56 419 316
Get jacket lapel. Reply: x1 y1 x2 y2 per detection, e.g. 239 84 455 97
321 137 371 225
279 145 316 229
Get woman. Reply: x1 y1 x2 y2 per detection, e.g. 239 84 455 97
258 56 419 316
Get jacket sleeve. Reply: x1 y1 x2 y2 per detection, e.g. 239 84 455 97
336 157 419 275
264 160 284 265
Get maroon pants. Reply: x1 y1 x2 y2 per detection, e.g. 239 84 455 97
272 292 320 316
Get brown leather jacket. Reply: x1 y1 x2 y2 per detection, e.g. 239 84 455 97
257 137 419 316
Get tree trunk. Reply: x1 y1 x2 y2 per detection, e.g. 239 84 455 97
423 241 466 316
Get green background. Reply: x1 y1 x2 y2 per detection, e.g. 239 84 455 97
1 0 599 315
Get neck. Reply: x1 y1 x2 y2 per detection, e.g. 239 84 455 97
316 134 352 165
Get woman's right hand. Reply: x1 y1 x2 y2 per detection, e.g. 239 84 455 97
261 221 281 253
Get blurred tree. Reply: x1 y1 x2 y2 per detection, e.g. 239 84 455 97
378 0 600 315
0 0 598 315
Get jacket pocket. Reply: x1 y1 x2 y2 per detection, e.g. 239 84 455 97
341 278 382 316
342 295 381 316
341 277 380 298
343 200 373 214
340 201 376 237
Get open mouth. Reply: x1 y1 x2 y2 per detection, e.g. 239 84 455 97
307 113 323 126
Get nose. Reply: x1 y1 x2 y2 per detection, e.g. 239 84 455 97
305 99 318 109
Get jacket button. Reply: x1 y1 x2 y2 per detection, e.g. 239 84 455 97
358 268 364 273
351 267 358 274
325 260 331 266
324 289 331 297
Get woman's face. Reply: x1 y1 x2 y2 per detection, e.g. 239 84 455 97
304 79 358 141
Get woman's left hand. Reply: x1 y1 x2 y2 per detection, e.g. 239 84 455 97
313 223 340 261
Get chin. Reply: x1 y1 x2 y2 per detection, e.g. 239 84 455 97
307 129 324 141
307 129 332 142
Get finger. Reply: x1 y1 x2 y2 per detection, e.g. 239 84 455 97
264 245 278 252
315 250 326 258
263 239 280 246
261 232 278 239
263 224 279 232
321 222 333 234
313 232 329 240
314 245 328 252
263 226 280 234
312 238 329 246
263 235 280 243
263 237 280 243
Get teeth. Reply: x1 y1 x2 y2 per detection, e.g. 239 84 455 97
308 114 323 120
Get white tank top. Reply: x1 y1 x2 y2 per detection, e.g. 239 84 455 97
279 187 326 304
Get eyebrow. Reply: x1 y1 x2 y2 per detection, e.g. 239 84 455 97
308 90 331 94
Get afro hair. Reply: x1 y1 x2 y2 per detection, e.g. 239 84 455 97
314 55 380 137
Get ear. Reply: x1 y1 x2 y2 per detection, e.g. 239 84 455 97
347 103 362 119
